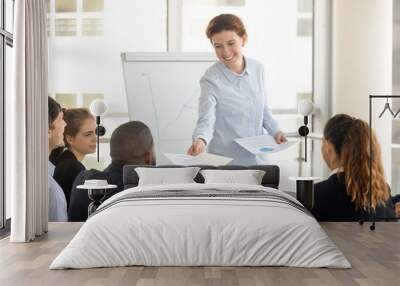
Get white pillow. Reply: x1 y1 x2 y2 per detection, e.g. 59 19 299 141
135 167 200 186
200 169 266 185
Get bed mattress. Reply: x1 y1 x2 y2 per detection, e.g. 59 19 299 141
50 183 351 269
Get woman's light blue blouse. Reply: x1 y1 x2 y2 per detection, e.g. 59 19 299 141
192 57 279 165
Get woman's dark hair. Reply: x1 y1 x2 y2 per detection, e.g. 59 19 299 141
49 146 64 164
48 96 62 129
324 114 389 210
63 108 95 147
206 14 247 40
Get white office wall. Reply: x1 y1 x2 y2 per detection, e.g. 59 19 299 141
332 0 392 183
5 44 13 220
311 0 332 180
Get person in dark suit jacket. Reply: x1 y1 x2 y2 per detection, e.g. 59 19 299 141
311 114 396 221
393 195 400 217
68 121 156 222
53 108 97 207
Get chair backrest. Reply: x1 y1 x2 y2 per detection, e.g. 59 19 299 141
123 165 280 189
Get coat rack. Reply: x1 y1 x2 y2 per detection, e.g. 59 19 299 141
364 95 400 230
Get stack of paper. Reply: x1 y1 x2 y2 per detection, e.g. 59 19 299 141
163 152 233 166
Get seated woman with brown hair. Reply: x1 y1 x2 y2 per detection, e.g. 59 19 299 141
52 108 97 207
311 114 396 221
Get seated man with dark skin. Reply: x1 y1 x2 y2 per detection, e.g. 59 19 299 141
68 121 156 221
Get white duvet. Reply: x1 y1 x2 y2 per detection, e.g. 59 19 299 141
50 183 351 269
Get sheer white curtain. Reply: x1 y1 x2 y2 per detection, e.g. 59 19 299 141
9 0 48 242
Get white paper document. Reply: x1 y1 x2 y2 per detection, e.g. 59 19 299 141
164 152 233 166
234 134 297 155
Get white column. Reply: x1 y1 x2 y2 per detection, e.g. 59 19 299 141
332 0 392 182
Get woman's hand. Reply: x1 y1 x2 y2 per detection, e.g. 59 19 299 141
274 131 287 144
187 138 206 156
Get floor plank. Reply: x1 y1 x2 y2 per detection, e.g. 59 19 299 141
0 222 399 286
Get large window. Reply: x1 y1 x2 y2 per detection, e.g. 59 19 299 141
48 0 166 169
1 0 14 230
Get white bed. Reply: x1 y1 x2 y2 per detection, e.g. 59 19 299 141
50 183 351 269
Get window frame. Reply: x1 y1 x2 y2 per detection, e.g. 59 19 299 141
0 0 14 231
49 0 104 37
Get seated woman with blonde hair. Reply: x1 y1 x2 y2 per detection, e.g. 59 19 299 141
311 114 396 221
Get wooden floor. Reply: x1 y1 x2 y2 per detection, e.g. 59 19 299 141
0 222 399 286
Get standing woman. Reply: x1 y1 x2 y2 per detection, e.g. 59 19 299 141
53 108 97 207
187 14 285 165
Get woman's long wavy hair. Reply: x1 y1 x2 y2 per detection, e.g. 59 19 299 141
324 114 389 210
